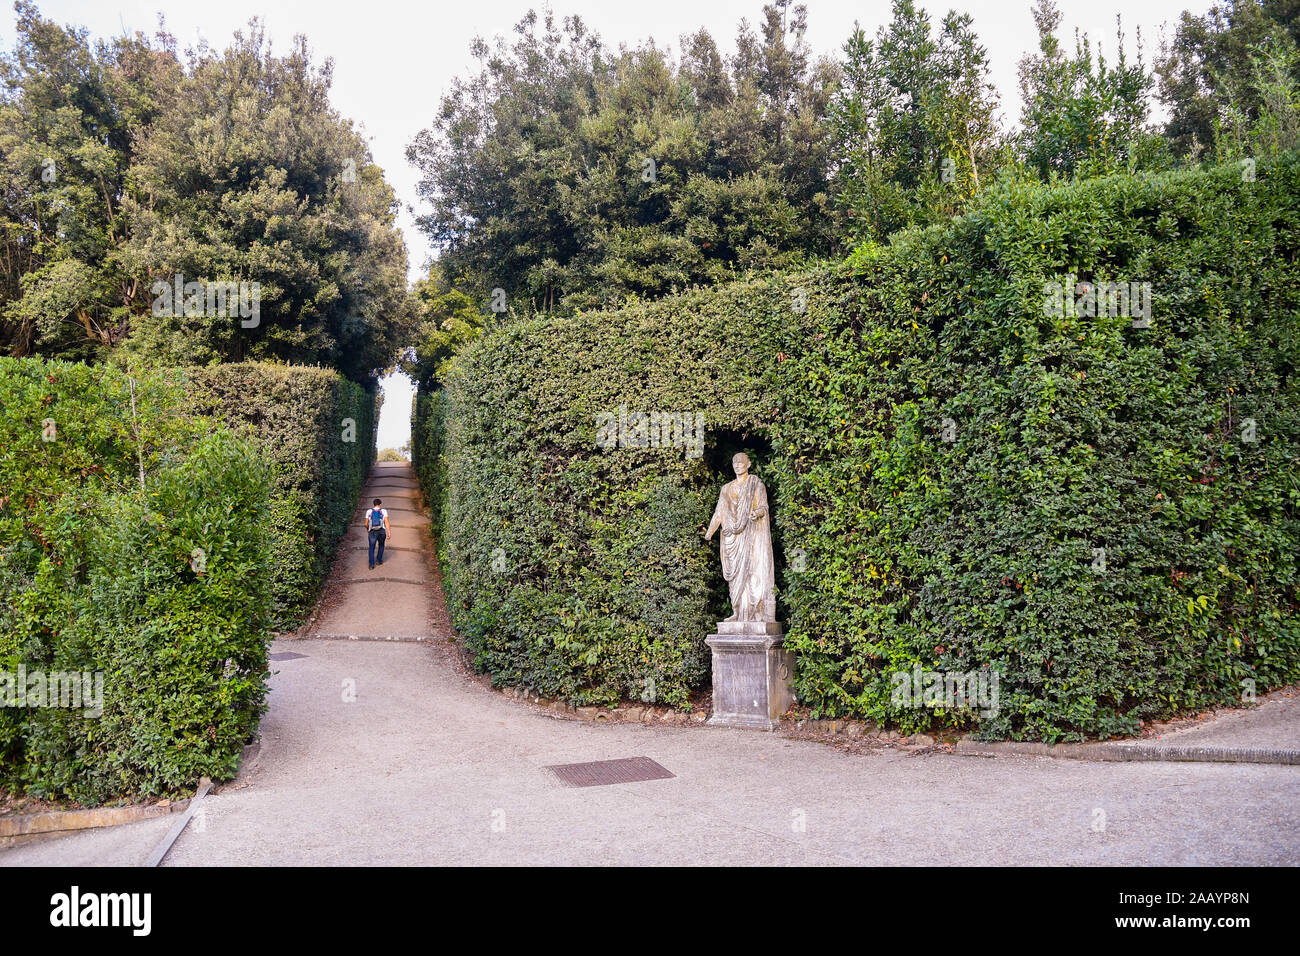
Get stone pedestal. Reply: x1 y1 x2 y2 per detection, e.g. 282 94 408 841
705 621 792 731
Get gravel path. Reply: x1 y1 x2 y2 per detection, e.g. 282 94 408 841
301 463 443 639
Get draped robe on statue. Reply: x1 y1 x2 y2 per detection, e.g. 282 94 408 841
710 473 776 622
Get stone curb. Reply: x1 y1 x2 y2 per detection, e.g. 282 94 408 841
0 739 262 848
494 691 931 738
145 777 212 867
0 799 191 843
955 740 1300 765
494 696 941 745
499 687 709 725
486 689 1296 760
784 718 890 738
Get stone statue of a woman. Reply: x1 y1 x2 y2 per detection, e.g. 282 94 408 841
704 452 776 623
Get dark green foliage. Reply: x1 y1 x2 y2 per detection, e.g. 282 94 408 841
417 278 803 707
1156 0 1300 160
120 25 412 382
418 154 1300 738
401 270 487 393
407 2 836 317
826 0 1003 244
1018 0 1165 182
780 156 1300 740
0 4 411 382
183 363 378 628
0 1 178 358
411 390 447 532
0 357 273 803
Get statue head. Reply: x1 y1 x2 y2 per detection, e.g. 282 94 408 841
731 452 751 477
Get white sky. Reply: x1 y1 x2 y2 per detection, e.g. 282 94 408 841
3 0 1203 451
377 371 413 452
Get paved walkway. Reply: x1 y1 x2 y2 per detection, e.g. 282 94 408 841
3 462 1298 865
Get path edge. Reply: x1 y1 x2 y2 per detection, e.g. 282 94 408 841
954 740 1300 765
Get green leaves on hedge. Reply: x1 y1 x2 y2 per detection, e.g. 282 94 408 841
0 358 273 802
419 152 1300 738
183 364 379 629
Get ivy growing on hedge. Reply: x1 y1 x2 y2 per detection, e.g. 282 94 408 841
417 154 1300 740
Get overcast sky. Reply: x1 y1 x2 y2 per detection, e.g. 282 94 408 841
2 0 1204 451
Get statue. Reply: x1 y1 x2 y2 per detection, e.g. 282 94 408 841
704 452 776 624
703 452 790 730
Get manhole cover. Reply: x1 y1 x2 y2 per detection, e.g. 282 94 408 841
269 652 307 661
545 756 675 788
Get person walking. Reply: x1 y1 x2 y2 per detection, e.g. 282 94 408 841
365 498 390 569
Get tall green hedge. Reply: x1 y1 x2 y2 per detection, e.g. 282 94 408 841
412 390 447 531
0 358 273 803
184 364 378 627
419 154 1300 739
419 279 806 709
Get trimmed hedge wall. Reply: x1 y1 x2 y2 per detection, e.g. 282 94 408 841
185 364 378 628
0 358 274 802
418 154 1300 739
411 389 447 532
421 279 807 709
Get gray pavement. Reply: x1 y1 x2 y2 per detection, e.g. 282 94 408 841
3 462 1298 866
1129 694 1300 753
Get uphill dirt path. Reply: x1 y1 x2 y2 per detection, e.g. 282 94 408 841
2 461 1297 865
296 460 449 641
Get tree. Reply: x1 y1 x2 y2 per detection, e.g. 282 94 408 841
826 0 1002 245
120 23 410 383
0 4 411 383
1212 31 1300 160
721 0 837 258
1156 0 1300 160
406 10 607 318
406 3 837 320
1017 0 1160 181
400 263 486 392
0 2 178 358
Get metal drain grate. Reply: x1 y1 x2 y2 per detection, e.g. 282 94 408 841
545 756 675 788
269 652 308 661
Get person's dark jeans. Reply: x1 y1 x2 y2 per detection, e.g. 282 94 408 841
368 528 386 568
